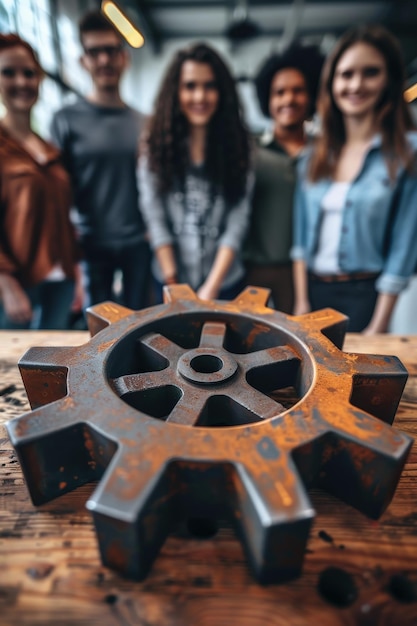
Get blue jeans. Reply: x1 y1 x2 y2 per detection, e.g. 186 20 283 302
0 279 75 330
82 240 151 310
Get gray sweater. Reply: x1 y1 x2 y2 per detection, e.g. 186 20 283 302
51 98 146 248
138 157 252 289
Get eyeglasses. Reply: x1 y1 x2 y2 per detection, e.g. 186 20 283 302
83 45 124 60
0 67 38 79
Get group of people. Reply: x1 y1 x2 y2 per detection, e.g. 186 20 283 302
0 9 416 335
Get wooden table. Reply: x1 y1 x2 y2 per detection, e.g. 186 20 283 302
0 331 416 625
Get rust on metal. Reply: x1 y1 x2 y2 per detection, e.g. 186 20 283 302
7 285 412 584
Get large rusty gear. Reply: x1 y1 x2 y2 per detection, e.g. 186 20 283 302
7 285 412 584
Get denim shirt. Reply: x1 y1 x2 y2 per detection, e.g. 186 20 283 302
291 132 417 294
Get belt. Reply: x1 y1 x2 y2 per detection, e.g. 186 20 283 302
309 271 380 283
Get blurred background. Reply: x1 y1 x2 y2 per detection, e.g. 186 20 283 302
1 0 416 135
1 0 416 332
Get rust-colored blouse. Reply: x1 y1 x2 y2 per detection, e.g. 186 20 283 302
0 125 78 287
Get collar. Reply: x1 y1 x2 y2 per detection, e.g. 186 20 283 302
0 123 60 165
259 127 275 147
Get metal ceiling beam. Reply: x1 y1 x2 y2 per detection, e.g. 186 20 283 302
143 0 386 8
159 24 348 39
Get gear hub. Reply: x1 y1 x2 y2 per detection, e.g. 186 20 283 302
7 285 412 584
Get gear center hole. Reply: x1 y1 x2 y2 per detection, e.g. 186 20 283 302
191 354 223 374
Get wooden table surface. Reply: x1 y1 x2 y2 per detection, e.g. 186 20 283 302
0 330 416 626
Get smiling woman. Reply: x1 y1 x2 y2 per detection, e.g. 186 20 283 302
138 42 252 303
0 34 80 329
332 42 388 123
178 60 219 130
292 25 417 334
0 37 42 113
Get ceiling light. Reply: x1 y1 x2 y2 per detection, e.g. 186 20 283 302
101 1 145 48
404 83 417 103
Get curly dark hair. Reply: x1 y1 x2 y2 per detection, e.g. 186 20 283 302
254 42 324 118
145 42 251 206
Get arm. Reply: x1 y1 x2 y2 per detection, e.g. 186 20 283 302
137 156 177 285
377 156 417 292
0 273 32 323
362 293 398 335
154 244 178 285
137 155 174 249
199 173 254 299
71 263 85 312
198 246 235 300
291 173 311 315
0 167 32 323
372 157 417 329
292 259 311 315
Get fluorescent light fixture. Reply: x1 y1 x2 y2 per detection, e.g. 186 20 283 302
101 1 145 48
404 83 417 103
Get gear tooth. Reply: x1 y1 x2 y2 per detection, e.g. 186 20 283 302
234 461 314 584
317 426 412 519
86 301 134 336
293 308 348 349
87 453 171 580
19 346 70 368
350 354 408 424
19 347 71 409
162 283 197 303
231 285 272 309
6 406 112 505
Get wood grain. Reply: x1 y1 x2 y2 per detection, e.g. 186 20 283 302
0 330 416 625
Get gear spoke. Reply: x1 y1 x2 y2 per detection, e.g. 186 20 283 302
240 346 300 394
229 382 285 419
240 345 299 369
166 392 207 426
139 332 184 362
199 321 227 348
111 371 171 396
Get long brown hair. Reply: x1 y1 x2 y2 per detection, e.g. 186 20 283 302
144 42 251 206
309 25 415 182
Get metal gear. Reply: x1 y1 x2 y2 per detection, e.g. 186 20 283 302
7 285 412 584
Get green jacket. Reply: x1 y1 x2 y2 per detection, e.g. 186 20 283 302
243 135 297 265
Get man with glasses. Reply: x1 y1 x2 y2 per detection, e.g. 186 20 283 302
51 10 150 315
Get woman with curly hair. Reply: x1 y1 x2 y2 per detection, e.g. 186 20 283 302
292 25 417 333
138 42 252 302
